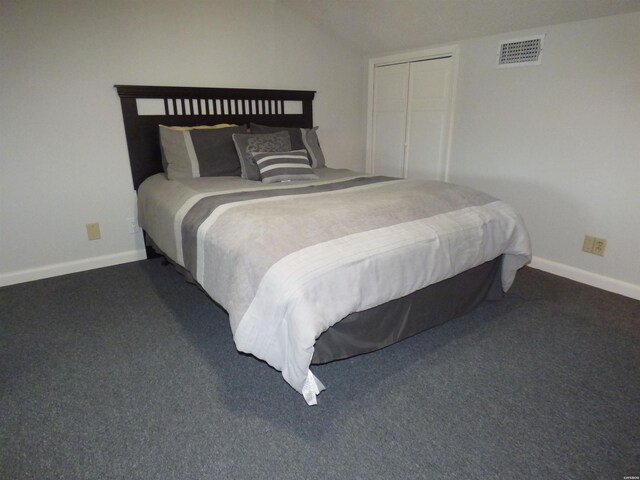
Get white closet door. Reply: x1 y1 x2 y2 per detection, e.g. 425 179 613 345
371 63 409 177
405 57 453 180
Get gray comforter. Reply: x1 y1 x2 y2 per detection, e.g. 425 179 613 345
138 169 532 404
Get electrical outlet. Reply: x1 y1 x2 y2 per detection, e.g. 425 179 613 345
86 223 101 241
592 237 607 256
582 234 607 256
582 235 595 253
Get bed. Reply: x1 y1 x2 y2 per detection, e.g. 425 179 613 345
115 84 532 405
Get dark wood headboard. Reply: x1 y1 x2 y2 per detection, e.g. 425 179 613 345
115 85 316 189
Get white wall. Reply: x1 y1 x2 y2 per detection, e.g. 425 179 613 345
448 12 640 298
0 0 366 286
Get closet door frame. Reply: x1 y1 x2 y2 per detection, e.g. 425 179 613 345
366 44 460 180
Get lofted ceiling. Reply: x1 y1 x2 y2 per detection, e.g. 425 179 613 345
276 0 640 55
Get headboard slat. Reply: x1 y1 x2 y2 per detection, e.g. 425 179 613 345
115 85 316 189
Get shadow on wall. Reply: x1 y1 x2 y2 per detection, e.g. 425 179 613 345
447 174 585 259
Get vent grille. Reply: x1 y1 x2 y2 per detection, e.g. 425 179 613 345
497 35 544 67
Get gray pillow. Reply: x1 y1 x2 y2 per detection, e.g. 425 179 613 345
159 125 246 179
232 131 292 180
249 123 326 168
252 150 319 184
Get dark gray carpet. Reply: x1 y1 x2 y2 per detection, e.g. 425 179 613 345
1 259 638 479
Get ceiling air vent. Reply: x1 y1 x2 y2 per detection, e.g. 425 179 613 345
497 35 544 68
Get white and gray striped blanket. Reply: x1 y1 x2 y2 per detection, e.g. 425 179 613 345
138 169 532 405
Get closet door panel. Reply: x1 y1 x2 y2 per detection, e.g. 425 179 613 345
372 63 409 177
406 57 452 180
406 111 447 179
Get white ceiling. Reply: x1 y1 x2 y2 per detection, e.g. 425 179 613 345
277 0 640 55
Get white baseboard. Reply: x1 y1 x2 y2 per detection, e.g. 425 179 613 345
3 250 638 301
0 249 148 288
529 256 640 301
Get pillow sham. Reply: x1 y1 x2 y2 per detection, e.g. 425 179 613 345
159 124 246 179
249 123 326 168
232 131 292 181
252 150 319 184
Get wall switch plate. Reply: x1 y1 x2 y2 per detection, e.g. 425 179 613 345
583 234 607 256
86 222 101 241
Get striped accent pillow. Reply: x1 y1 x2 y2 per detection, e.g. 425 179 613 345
250 123 326 168
252 150 319 184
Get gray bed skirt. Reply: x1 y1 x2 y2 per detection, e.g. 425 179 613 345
146 234 503 366
311 256 504 364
